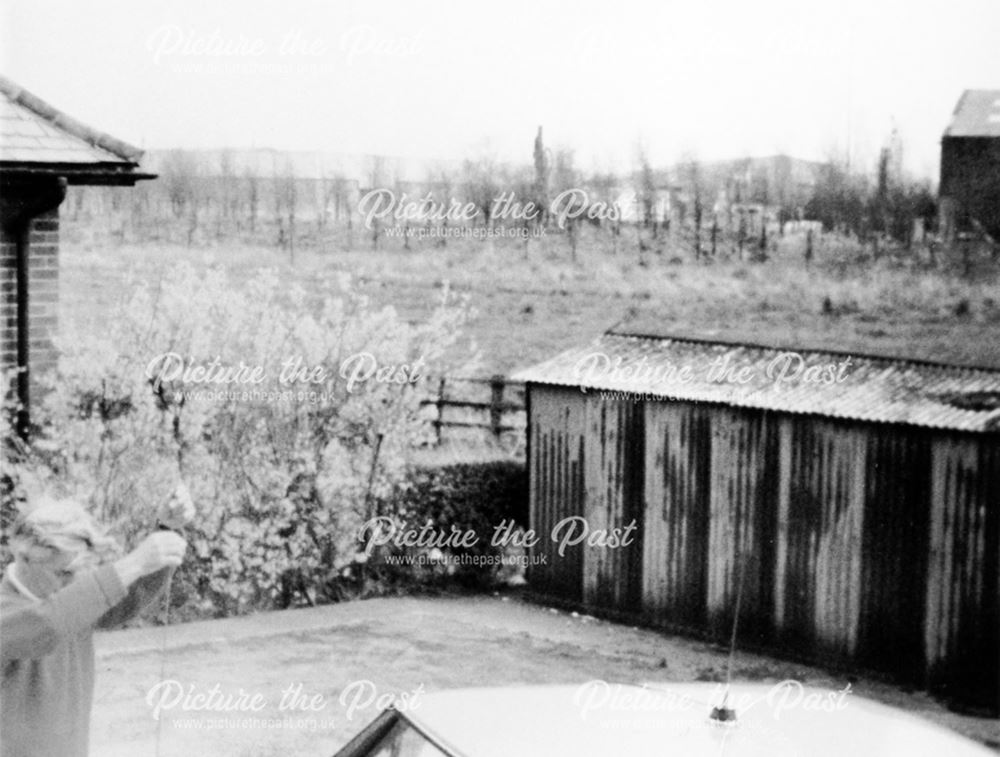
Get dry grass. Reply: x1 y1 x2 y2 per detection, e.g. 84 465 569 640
59 224 1000 375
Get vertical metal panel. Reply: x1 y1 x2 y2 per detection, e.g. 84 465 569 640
581 396 644 612
812 421 866 657
772 417 866 657
772 416 792 631
924 434 999 704
641 401 710 629
706 408 780 643
778 418 822 649
528 386 586 601
582 398 611 606
858 428 931 679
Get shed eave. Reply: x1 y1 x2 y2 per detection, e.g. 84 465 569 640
515 329 1000 436
522 378 1000 435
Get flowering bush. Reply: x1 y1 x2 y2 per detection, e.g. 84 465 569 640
2 263 477 618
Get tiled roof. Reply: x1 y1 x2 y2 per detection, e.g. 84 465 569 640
0 75 142 167
943 90 1000 138
512 332 1000 433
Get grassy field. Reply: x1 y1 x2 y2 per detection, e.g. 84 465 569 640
59 224 1000 376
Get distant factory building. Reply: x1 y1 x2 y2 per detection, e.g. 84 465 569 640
940 90 1000 241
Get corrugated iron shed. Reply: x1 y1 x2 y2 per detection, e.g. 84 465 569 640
520 327 999 711
943 89 1000 138
513 331 1000 433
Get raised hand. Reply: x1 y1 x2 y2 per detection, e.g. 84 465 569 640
156 483 196 530
114 532 188 586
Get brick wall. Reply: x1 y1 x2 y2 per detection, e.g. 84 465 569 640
0 228 15 370
27 209 59 401
0 208 60 419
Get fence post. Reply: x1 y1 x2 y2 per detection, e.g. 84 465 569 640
435 377 446 444
490 375 504 440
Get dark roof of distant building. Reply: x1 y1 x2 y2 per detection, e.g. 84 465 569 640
943 90 1000 138
0 75 153 184
513 328 1000 433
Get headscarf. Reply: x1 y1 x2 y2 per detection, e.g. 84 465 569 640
9 497 120 572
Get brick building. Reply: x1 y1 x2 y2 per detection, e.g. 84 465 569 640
940 89 1000 241
0 76 153 434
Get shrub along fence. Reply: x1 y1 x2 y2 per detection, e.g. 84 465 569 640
170 458 529 619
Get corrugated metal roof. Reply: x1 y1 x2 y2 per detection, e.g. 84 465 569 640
0 75 142 166
512 332 1000 433
943 89 1000 138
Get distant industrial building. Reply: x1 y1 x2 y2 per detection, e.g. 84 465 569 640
940 90 1000 241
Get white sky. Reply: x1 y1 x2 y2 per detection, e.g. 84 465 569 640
2 0 998 179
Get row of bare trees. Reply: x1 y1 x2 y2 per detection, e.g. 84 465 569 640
65 132 951 268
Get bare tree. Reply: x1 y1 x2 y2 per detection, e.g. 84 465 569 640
552 148 580 261
462 143 500 232
513 171 535 258
533 126 551 230
159 149 200 221
246 167 259 235
682 156 704 260
329 174 353 249
634 144 655 264
217 149 236 240
365 155 387 250
438 169 453 249
317 172 331 233
274 156 298 261
640 155 658 238
394 173 411 251
771 154 794 237
872 146 891 259
804 149 865 238
591 170 619 254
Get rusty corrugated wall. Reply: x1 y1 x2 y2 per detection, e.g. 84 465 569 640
643 402 711 631
924 434 999 705
526 385 999 709
582 395 644 612
528 387 585 601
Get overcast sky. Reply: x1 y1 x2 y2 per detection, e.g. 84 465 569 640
2 0 998 179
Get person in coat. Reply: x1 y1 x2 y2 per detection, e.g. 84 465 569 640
1 486 194 757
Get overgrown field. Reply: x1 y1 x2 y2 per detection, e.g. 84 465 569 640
60 224 1000 374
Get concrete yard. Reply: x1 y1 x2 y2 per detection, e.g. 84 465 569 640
91 594 999 756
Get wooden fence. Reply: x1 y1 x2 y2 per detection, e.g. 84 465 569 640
421 376 526 449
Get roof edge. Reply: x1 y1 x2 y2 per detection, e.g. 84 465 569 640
943 88 1000 138
516 379 1000 435
0 165 158 186
942 90 967 137
604 326 1000 374
0 74 144 164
